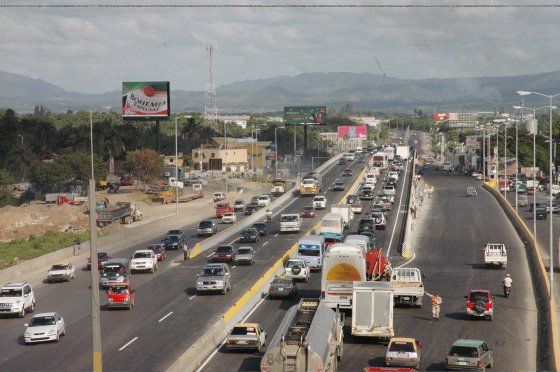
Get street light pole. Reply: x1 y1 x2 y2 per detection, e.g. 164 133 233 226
224 121 228 195
174 117 179 215
517 90 560 298
516 102 521 213
274 126 285 178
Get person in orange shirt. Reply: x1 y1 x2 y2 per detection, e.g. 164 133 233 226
426 291 442 321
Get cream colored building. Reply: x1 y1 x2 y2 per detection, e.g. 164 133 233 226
191 147 248 172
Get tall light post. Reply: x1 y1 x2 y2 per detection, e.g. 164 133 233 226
224 120 228 195
517 90 560 297
274 126 285 178
88 111 102 371
493 119 506 192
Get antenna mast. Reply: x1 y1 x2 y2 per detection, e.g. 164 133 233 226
205 44 219 132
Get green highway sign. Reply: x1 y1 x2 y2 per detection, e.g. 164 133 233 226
284 106 327 125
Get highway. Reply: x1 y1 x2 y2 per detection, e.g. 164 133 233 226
0 152 370 370
202 134 538 371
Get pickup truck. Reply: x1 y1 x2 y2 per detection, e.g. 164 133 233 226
226 323 267 352
215 202 234 218
390 268 424 307
47 263 76 282
312 195 327 209
130 249 158 273
107 282 136 310
280 214 302 233
484 243 507 269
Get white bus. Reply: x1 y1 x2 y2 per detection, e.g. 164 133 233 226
297 235 326 271
321 243 366 310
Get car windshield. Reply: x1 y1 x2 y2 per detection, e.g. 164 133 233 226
103 265 125 274
149 245 163 251
281 215 299 222
29 316 56 327
298 247 320 256
335 182 343 186
0 288 21 297
449 346 479 358
286 260 303 268
168 230 182 235
242 229 255 235
231 326 256 335
133 252 151 258
272 279 292 286
259 196 268 200
216 246 233 253
389 341 415 352
235 200 243 205
98 253 109 259
164 236 179 242
202 268 224 276
470 292 489 302
253 223 265 229
237 248 252 255
303 207 314 211
51 264 68 270
109 285 130 294
199 221 212 228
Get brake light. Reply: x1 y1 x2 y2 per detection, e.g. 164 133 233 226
228 340 236 345
444 357 448 365
261 364 269 371
477 360 482 367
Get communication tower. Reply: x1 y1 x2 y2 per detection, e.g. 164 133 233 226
205 44 219 132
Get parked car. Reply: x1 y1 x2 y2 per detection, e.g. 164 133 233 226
268 277 297 299
252 222 269 236
87 252 112 270
47 263 76 283
196 263 231 294
148 243 166 261
385 337 422 369
119 175 134 186
213 192 226 202
284 258 310 282
244 205 257 215
465 289 494 321
235 246 255 265
300 206 316 218
197 220 218 237
331 181 345 191
444 339 493 370
233 199 245 211
24 312 65 344
240 228 260 243
222 212 237 224
213 245 237 263
226 323 267 352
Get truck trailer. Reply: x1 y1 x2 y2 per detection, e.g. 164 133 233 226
352 281 394 339
260 298 344 372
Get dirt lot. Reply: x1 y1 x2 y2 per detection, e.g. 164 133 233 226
0 178 269 243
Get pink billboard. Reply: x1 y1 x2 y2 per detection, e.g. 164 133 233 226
337 126 367 139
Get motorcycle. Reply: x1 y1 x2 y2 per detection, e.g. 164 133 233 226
266 213 272 223
503 285 511 298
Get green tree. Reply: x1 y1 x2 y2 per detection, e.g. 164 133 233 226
126 149 163 190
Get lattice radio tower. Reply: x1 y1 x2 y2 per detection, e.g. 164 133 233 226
205 44 219 132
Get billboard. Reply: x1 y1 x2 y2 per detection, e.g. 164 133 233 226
122 81 170 119
284 106 326 125
338 126 367 139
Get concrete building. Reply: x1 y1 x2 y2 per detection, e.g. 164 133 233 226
219 115 250 129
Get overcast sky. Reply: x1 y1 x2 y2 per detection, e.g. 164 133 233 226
1 0 559 94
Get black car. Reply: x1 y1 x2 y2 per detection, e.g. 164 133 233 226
240 228 260 243
162 234 184 250
252 222 268 236
360 190 374 200
331 181 345 191
107 182 120 194
245 205 257 215
358 218 376 234
338 158 347 165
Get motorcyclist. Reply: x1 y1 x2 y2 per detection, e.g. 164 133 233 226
503 274 513 296
266 209 272 221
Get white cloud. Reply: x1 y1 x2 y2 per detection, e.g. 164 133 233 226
0 2 559 93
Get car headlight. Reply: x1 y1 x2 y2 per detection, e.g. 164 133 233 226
48 330 57 335
24 332 31 337
216 280 223 285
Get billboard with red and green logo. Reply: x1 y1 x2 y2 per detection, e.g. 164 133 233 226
122 81 170 119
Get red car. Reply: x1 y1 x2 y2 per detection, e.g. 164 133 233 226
107 282 136 310
342 168 353 176
148 244 167 261
300 206 316 218
465 289 494 321
87 252 112 270
119 175 134 186
213 245 237 263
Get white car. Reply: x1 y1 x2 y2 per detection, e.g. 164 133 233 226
257 194 271 207
47 263 76 283
24 312 65 344
130 249 157 273
383 184 396 195
0 282 36 318
222 212 237 224
388 171 399 182
284 259 310 282
312 195 327 209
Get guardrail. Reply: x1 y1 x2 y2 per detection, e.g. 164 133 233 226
482 183 559 371
401 152 416 257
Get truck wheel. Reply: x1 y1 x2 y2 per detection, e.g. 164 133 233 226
222 287 227 295
29 301 35 313
474 300 486 314
291 265 301 275
18 308 25 318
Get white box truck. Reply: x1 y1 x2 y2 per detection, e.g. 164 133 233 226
390 267 424 307
352 281 394 339
396 145 410 161
330 204 354 228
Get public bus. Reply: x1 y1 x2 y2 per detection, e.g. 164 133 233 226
321 243 366 310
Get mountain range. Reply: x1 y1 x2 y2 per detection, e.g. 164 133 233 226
1 70 560 114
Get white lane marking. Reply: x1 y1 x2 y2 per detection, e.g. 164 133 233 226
195 294 269 372
206 252 213 258
158 311 173 323
273 233 279 238
118 337 138 351
395 253 416 268
263 241 269 246
386 159 410 258
227 237 240 245
189 295 196 300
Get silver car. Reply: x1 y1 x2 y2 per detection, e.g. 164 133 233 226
235 246 255 265
444 339 493 370
196 263 231 295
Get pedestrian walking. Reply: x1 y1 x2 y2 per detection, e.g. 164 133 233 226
426 291 442 321
183 242 189 261
73 237 81 256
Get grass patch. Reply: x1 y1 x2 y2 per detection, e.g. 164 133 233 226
0 231 91 269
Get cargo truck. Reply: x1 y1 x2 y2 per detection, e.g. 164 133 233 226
271 179 288 196
97 202 142 227
352 281 394 339
372 152 388 168
396 145 410 161
260 298 344 372
300 172 322 196
390 267 424 307
330 204 354 228
484 243 507 269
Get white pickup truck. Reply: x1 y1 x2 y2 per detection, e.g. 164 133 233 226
390 267 424 307
280 214 302 233
130 249 158 273
484 243 507 269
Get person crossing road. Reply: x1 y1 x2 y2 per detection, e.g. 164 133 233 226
426 291 442 321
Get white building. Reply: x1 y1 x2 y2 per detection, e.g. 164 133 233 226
219 115 250 129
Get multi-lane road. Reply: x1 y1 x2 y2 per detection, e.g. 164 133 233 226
201 134 538 371
0 150 370 370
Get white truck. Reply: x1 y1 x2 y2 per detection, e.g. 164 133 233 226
280 214 302 233
130 249 158 273
396 145 410 160
390 267 424 307
352 281 394 339
260 298 344 372
319 213 344 241
484 243 507 269
330 204 354 228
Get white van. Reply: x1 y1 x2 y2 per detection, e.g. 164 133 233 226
355 146 363 154
365 172 377 185
344 235 371 252
297 235 326 271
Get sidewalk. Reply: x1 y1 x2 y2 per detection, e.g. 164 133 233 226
407 177 435 255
